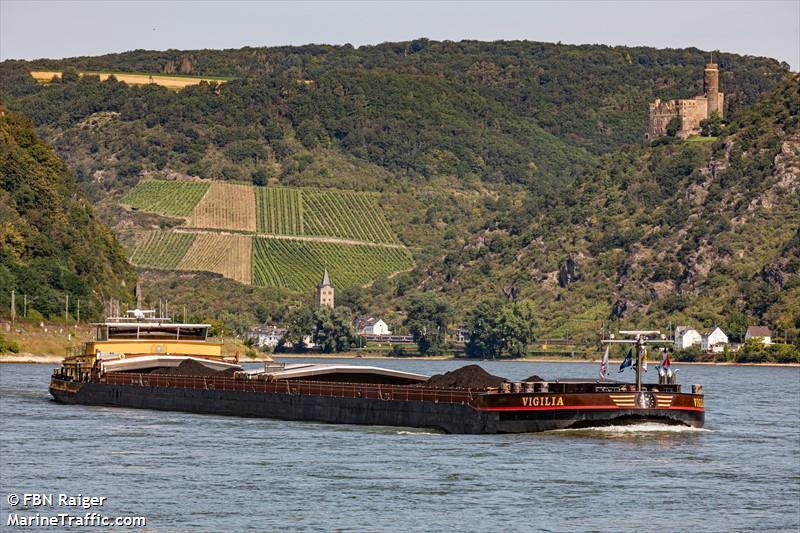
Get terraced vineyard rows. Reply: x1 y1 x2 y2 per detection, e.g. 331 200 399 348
120 180 209 217
178 233 252 284
128 232 196 268
251 237 413 290
302 191 397 244
186 182 256 231
255 187 303 235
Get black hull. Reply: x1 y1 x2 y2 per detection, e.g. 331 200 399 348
49 380 704 434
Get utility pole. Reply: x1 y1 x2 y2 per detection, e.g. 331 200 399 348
10 290 15 323
23 294 27 318
183 305 187 324
77 299 80 325
65 294 69 323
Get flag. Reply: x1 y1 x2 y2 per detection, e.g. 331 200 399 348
642 347 648 372
619 349 632 372
600 345 609 380
661 347 671 372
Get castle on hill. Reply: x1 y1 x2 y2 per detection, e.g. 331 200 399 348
647 60 724 139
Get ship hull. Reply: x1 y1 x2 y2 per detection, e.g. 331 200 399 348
49 378 703 434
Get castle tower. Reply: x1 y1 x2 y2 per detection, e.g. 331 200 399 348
316 269 334 308
704 61 721 117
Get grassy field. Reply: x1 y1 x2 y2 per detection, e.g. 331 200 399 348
251 237 413 290
120 180 209 216
31 70 231 89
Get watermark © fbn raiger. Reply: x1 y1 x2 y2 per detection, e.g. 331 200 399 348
5 493 146 528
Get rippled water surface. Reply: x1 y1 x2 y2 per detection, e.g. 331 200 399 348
1 360 798 532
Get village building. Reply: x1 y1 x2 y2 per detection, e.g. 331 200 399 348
450 325 468 344
646 60 724 139
701 326 729 353
354 317 392 336
745 326 772 345
674 326 702 350
250 325 287 348
316 269 334 308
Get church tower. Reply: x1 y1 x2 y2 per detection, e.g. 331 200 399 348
316 269 334 308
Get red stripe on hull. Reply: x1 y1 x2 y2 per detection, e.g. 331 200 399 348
476 405 704 412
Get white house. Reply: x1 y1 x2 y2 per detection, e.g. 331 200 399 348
745 326 772 345
701 327 729 353
250 325 287 348
354 317 391 336
674 326 702 350
449 325 468 344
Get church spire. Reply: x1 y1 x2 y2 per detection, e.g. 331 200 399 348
318 269 332 288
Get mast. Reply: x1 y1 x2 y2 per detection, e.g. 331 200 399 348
635 335 643 391
601 330 671 391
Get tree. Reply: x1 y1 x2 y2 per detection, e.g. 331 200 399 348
465 300 537 358
312 306 357 353
700 112 723 137
465 300 503 358
665 116 682 137
281 306 314 352
252 168 269 186
496 301 537 357
404 294 452 355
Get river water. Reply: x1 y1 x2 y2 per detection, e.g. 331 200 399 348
1 360 798 532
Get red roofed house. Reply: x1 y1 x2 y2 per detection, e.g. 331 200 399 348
745 326 772 345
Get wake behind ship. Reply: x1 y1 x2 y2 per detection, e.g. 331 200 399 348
50 310 704 434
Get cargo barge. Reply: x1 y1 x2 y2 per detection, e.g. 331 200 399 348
49 311 704 434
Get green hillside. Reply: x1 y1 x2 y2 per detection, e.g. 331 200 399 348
416 75 800 342
0 108 135 320
0 41 794 339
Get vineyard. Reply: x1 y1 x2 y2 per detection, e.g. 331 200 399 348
251 237 413 290
120 180 209 217
120 179 398 244
302 191 397 244
122 180 413 288
186 182 256 231
128 232 196 269
255 187 303 235
178 233 252 284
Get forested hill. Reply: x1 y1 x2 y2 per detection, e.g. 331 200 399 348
0 41 794 336
0 40 788 198
0 109 135 320
421 75 799 342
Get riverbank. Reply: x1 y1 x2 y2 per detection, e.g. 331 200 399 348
3 351 796 367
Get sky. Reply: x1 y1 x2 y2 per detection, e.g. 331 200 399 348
1 1 798 70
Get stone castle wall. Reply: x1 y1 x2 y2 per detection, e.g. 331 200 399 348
647 64 724 139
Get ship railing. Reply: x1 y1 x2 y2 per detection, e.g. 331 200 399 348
100 373 480 404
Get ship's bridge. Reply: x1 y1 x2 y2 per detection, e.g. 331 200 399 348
94 309 211 341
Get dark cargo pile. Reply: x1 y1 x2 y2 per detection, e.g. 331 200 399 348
148 359 237 377
524 375 545 382
424 365 506 389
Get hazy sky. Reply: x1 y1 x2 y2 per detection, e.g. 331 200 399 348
1 1 798 69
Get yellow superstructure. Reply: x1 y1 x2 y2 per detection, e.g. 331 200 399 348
84 339 222 358
59 309 228 381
